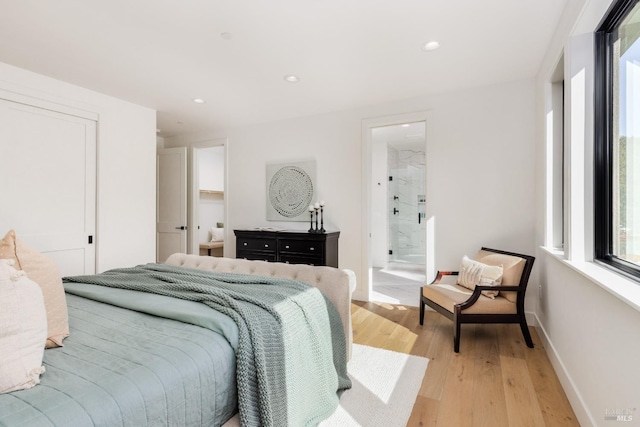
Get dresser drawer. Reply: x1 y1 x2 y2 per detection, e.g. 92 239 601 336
279 239 324 255
234 229 339 268
237 237 277 252
279 254 324 266
237 251 278 262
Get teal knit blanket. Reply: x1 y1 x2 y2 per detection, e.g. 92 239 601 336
63 263 351 426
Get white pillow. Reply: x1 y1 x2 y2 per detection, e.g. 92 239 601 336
0 259 47 394
210 227 224 242
457 255 503 299
0 229 69 347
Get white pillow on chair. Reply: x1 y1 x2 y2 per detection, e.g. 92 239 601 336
0 259 47 394
457 255 503 299
210 227 224 242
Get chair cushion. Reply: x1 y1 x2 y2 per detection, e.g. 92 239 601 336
457 255 502 298
422 283 516 315
474 250 526 303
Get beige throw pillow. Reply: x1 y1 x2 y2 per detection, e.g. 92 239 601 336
0 259 47 394
457 255 503 299
0 230 70 347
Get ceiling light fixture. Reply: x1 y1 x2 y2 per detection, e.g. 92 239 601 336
193 98 206 104
284 75 300 83
422 41 440 51
401 124 410 128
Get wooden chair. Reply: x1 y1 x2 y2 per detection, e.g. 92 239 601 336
419 247 535 353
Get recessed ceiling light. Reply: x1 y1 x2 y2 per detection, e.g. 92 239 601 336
193 98 206 104
284 75 300 83
221 32 232 40
422 41 440 51
401 124 410 128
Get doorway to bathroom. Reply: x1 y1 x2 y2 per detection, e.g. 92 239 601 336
370 121 426 306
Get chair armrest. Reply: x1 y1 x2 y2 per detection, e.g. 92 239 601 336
457 286 483 311
431 271 459 284
492 286 521 292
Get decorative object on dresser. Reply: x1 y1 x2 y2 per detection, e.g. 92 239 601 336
234 229 339 267
307 200 326 233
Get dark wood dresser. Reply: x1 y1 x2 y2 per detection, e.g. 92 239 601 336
234 229 340 267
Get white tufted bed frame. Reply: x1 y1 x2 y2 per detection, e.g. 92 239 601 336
164 253 356 359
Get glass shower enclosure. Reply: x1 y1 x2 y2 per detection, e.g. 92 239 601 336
388 152 426 266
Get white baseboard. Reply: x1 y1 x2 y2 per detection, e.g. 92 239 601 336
533 313 597 427
351 290 368 302
525 310 537 326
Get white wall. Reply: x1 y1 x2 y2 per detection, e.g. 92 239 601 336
199 146 224 191
0 62 157 272
166 78 537 306
535 0 640 425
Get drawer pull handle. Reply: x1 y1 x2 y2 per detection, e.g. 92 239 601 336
285 245 290 249
264 244 269 248
310 247 315 251
243 242 247 246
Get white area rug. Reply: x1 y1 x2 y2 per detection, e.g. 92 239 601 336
320 344 429 427
222 344 428 427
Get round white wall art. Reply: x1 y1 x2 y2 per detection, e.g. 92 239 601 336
266 161 316 221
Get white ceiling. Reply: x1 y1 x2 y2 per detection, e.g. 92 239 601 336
0 0 567 138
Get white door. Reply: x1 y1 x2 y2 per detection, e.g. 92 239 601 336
157 147 187 262
0 98 96 276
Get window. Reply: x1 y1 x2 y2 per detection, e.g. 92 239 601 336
595 0 640 279
551 63 565 251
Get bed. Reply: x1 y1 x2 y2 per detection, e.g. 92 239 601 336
0 253 356 427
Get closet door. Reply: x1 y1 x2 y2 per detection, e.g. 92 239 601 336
0 97 96 276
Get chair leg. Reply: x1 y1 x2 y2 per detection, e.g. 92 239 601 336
453 316 461 353
519 318 534 348
419 295 425 325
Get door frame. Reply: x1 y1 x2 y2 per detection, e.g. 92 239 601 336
360 111 433 302
188 138 228 256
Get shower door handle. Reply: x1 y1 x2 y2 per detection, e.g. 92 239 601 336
418 212 421 224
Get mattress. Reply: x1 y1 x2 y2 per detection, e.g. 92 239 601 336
0 291 238 427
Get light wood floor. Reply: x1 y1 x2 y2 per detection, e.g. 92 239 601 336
351 301 579 427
